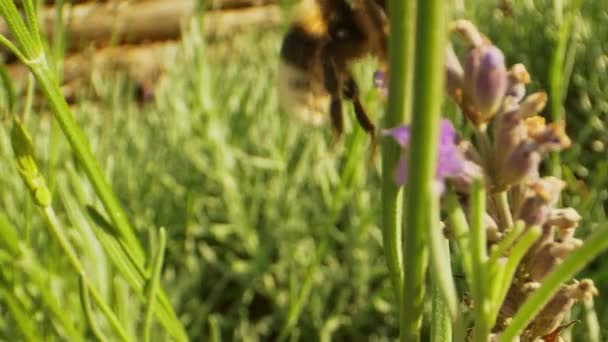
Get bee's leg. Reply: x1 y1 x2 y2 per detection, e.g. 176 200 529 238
321 55 344 140
343 76 377 159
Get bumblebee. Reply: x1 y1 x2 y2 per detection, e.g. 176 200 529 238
278 0 388 151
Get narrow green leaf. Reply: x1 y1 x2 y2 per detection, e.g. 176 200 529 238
142 228 167 342
79 276 109 342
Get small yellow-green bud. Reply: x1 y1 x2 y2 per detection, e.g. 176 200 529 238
11 120 51 207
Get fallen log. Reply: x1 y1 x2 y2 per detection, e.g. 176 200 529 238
5 4 282 101
1 0 281 53
19 0 274 9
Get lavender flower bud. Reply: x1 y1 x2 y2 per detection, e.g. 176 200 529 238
493 106 527 161
517 92 548 119
446 44 464 101
526 244 555 281
450 160 483 193
547 208 581 230
518 197 550 227
497 141 541 189
505 63 530 103
464 45 508 121
530 121 572 152
514 178 565 226
549 238 583 258
528 177 566 207
452 19 487 47
526 241 575 282
525 280 598 339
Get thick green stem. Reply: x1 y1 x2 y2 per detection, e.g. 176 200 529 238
492 191 513 230
430 271 452 342
469 181 489 342
383 0 417 307
401 1 448 341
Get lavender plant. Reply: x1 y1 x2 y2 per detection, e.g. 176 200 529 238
381 2 608 340
0 0 187 340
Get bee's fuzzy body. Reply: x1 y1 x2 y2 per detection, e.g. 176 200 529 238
278 0 388 138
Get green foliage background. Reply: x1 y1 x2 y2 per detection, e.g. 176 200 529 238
0 0 607 340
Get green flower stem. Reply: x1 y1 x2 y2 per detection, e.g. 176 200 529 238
30 67 145 263
446 194 472 285
430 269 452 342
383 0 417 306
469 181 489 341
43 206 131 341
492 191 513 230
488 224 540 328
499 226 608 341
487 221 524 269
427 196 458 321
400 1 448 341
474 126 513 230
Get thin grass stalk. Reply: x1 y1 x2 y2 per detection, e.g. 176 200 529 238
0 0 145 264
0 288 41 342
43 206 131 341
548 0 581 178
278 129 367 341
142 228 167 342
401 1 448 340
383 0 417 306
48 0 68 192
79 276 109 342
29 67 146 263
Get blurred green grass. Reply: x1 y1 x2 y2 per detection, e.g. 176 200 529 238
0 0 607 340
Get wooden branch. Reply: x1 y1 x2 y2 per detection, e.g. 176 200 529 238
1 0 281 53
5 4 282 100
22 0 274 9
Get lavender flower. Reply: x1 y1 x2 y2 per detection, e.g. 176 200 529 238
383 119 476 193
373 70 388 99
464 45 508 121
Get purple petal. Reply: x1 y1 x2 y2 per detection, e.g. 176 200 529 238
440 119 457 144
374 70 387 89
437 147 465 177
385 119 468 191
382 125 411 147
